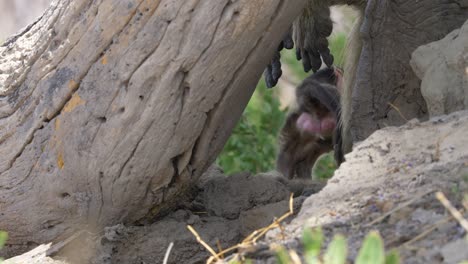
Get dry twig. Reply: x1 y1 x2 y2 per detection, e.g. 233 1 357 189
399 215 453 248
163 242 174 264
187 225 221 262
436 191 468 232
387 102 408 122
365 189 434 227
188 194 295 264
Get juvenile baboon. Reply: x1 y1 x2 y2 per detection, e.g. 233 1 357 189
277 67 342 179
265 0 366 164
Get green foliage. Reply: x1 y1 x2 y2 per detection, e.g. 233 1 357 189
0 231 7 249
217 34 347 176
281 33 347 80
323 235 347 264
303 228 323 264
313 153 337 180
274 228 400 264
355 231 385 264
228 259 252 264
328 33 347 68
217 80 286 174
0 231 7 263
385 249 400 264
282 49 308 80
276 245 293 264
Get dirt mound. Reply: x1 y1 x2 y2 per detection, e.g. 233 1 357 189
6 110 468 264
254 110 468 263
24 167 319 264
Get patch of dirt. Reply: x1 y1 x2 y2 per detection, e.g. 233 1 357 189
6 111 468 264
33 167 321 264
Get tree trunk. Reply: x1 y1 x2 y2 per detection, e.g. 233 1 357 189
349 0 468 142
0 0 306 254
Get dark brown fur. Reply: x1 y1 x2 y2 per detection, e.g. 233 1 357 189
277 68 341 179
266 0 367 164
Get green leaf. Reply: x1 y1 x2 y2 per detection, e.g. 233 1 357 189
385 249 400 264
275 245 292 264
303 227 323 264
0 231 7 249
323 234 347 264
355 231 385 264
313 153 337 180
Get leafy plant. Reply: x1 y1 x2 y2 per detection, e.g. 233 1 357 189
217 80 286 174
272 228 401 264
276 245 293 264
355 231 385 264
217 34 347 177
313 153 337 180
0 231 7 263
323 234 347 264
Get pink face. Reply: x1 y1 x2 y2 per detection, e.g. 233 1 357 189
296 112 336 137
295 67 342 138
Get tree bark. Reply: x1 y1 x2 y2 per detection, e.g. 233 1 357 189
349 0 468 142
0 0 306 254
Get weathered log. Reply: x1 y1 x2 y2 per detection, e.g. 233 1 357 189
0 0 306 255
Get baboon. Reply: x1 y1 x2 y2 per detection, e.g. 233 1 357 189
277 67 342 179
265 0 366 164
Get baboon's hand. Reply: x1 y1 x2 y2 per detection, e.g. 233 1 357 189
264 29 294 88
264 52 282 88
293 3 334 72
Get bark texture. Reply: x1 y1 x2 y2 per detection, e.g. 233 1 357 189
349 0 468 143
0 0 306 254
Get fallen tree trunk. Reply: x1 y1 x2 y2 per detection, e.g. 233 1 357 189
0 0 306 255
1 0 467 259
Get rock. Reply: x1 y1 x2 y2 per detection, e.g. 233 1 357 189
202 172 290 219
440 239 468 264
410 20 468 117
264 110 468 263
239 201 290 237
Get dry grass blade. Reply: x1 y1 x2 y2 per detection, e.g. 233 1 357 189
198 194 295 264
365 189 434 227
46 230 85 256
246 193 294 244
388 102 408 122
399 216 453 248
436 191 468 232
163 242 174 264
187 225 220 262
289 249 303 264
216 239 224 259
